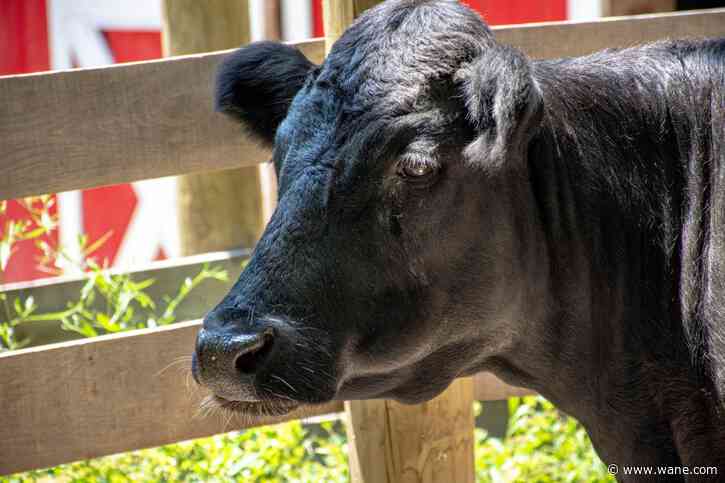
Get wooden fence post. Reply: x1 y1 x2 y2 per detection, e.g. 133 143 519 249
250 0 282 225
162 0 267 255
323 2 476 481
602 0 675 16
344 379 476 483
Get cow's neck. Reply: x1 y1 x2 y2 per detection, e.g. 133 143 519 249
493 56 725 469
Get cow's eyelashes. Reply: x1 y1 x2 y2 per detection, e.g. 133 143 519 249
396 156 440 185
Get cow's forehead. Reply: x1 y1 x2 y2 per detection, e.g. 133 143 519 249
316 0 493 108
275 1 495 176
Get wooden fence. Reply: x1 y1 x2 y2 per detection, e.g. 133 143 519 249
2 6 725 478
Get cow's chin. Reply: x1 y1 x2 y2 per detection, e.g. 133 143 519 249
205 395 301 419
337 371 457 405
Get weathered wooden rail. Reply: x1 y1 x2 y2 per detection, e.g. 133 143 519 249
1 5 725 478
0 325 526 474
3 8 724 201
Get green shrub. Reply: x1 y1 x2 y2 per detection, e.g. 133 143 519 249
4 397 613 483
475 397 614 482
10 421 348 483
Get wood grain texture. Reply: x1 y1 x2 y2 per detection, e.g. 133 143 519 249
322 0 355 54
0 317 524 475
2 9 725 201
163 0 268 252
161 0 251 56
323 0 381 53
262 0 282 40
602 0 675 17
345 399 390 483
494 7 725 60
354 0 385 18
345 378 476 483
0 39 323 201
0 320 344 476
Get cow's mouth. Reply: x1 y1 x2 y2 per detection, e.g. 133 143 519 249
207 394 300 418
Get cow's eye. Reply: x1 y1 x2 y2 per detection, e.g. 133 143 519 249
398 157 439 182
404 164 434 177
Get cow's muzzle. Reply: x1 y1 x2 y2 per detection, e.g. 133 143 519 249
191 302 340 417
193 326 275 398
192 306 300 410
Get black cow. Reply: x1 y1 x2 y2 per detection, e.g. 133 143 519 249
191 0 725 477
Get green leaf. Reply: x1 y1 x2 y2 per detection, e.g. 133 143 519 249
80 277 96 301
84 230 113 257
134 292 155 310
76 233 88 250
95 313 119 332
13 297 22 316
24 296 36 316
20 226 48 241
133 278 155 291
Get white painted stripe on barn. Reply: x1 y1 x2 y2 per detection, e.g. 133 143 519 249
49 0 162 31
281 0 313 42
249 0 269 42
56 191 84 275
568 0 604 20
115 177 180 267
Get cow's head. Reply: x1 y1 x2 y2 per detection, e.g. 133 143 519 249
192 0 547 416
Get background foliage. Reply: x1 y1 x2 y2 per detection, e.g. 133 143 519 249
1 197 614 482
4 398 613 483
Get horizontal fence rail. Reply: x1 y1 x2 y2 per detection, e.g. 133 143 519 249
2 8 725 201
0 322 529 475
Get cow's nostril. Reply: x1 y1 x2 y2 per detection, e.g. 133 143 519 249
234 331 275 374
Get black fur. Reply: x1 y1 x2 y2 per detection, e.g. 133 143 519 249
215 41 315 146
198 1 725 478
458 43 543 170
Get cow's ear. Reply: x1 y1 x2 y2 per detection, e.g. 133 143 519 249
457 45 543 171
215 41 317 146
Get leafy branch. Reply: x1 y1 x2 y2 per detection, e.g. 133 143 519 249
0 196 229 351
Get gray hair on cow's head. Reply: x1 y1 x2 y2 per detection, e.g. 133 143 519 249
457 45 543 170
193 0 725 470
